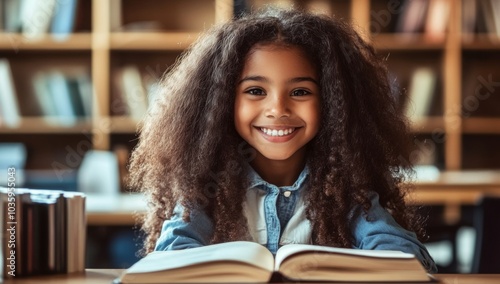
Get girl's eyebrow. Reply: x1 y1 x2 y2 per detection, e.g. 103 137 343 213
289 77 319 85
238 76 318 85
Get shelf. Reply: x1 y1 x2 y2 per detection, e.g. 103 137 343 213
462 34 500 50
110 32 200 50
0 33 92 50
409 117 445 133
0 117 92 134
110 116 142 133
372 34 446 51
463 118 500 134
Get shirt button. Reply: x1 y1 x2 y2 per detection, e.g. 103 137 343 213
283 191 291 197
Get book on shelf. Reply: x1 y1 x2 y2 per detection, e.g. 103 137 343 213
424 0 450 40
46 71 79 125
0 188 86 279
114 65 149 121
116 241 433 283
21 0 56 40
477 0 500 38
462 0 478 41
0 0 4 31
396 0 429 34
32 70 91 125
490 0 500 37
481 0 500 39
479 0 497 36
110 0 122 32
32 72 59 120
2 0 80 38
0 59 21 127
50 0 79 40
404 67 437 123
0 143 27 187
4 0 22 32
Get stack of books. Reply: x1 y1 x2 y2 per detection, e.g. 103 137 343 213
0 188 86 279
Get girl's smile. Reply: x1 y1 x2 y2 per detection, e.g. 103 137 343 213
260 127 296 137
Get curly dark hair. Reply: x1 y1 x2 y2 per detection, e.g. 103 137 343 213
128 7 424 255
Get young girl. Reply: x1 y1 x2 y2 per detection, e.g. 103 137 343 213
128 7 437 272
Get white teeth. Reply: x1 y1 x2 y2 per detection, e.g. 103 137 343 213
260 127 296 137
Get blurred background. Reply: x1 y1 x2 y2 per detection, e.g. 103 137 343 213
0 0 499 273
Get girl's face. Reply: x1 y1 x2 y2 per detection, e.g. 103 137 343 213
234 44 320 162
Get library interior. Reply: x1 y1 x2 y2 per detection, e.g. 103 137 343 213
1 0 500 283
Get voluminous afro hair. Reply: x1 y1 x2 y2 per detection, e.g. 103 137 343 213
128 7 423 255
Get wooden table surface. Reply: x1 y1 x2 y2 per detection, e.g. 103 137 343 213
4 269 500 284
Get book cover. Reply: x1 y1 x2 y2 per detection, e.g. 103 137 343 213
53 193 66 273
0 0 4 31
405 67 437 123
76 74 92 118
0 59 21 127
479 0 498 37
424 0 450 40
4 0 22 32
396 0 429 33
490 0 500 37
50 0 79 40
66 77 86 117
110 0 122 32
32 72 58 121
462 0 477 41
20 0 56 40
118 66 148 121
46 71 78 126
63 192 86 273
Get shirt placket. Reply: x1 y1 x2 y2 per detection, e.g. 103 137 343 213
263 185 280 254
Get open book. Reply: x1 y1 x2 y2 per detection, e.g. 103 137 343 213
116 241 433 283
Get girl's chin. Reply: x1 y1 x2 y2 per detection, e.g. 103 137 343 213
256 152 295 162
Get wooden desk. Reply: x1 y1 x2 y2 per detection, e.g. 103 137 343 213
85 170 500 226
4 269 500 284
411 170 500 224
86 194 146 226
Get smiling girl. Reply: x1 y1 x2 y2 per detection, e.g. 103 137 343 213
128 7 437 272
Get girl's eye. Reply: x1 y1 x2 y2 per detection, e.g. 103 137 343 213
245 88 265 96
291 89 311 96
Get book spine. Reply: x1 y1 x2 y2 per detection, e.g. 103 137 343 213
54 194 66 273
51 0 79 39
21 0 56 40
0 59 21 127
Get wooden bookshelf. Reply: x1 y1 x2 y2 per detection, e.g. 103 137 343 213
0 0 499 187
0 33 92 50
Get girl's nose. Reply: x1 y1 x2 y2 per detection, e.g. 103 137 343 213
265 93 290 118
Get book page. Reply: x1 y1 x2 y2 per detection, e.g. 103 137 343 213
275 244 429 282
126 241 274 274
275 244 414 270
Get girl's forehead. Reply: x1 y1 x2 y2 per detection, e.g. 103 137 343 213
239 44 318 81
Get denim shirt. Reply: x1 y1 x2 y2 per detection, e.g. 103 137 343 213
154 166 437 273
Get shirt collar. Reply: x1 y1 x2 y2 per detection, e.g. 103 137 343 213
246 164 309 191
